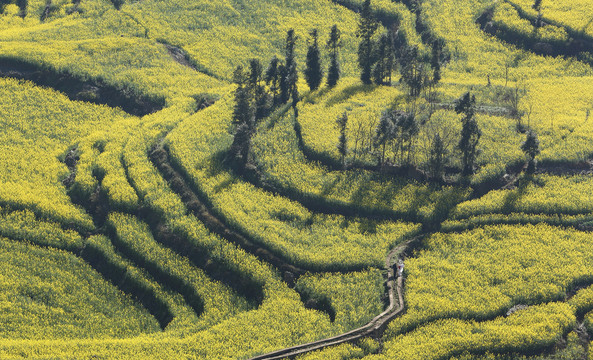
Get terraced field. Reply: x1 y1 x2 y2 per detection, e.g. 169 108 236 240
1 0 593 359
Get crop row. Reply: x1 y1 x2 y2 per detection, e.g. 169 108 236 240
387 223 593 337
0 235 161 340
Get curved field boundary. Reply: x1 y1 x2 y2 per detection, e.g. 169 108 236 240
149 145 306 277
249 227 593 360
150 145 374 275
503 0 593 46
238 163 423 223
247 238 412 360
0 225 175 330
442 214 593 235
331 0 401 29
79 239 175 329
157 40 223 81
60 153 205 327
120 155 266 305
476 2 593 66
0 57 165 116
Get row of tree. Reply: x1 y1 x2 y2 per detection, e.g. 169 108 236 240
336 91 540 181
304 26 343 91
356 0 443 100
230 26 343 167
229 0 541 181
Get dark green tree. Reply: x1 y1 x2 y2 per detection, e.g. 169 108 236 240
248 58 269 120
533 0 542 11
17 0 27 17
397 111 419 165
247 59 263 93
374 110 396 166
336 112 348 168
372 31 395 85
230 65 254 167
455 92 481 176
430 39 442 85
265 56 281 105
357 0 378 84
326 24 342 88
392 26 408 60
521 130 540 173
428 133 447 181
285 29 297 70
281 29 298 104
305 29 323 91
278 63 289 104
400 46 426 98
287 61 299 114
232 66 251 126
111 0 124 10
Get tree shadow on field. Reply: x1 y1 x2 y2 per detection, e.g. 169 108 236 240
301 86 333 105
325 83 378 108
424 187 469 231
501 174 533 214
205 150 238 193
204 150 229 177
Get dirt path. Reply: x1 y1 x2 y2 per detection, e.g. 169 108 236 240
247 238 417 360
149 145 306 279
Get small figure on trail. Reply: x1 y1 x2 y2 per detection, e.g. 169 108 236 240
396 260 404 277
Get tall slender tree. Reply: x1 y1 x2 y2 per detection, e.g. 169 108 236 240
521 130 540 174
288 61 299 114
248 59 269 120
397 112 418 165
305 29 323 91
285 29 297 70
455 92 481 176
400 45 426 99
265 56 281 106
430 39 442 85
372 31 395 85
230 65 254 167
374 110 396 166
279 63 289 104
282 29 298 104
232 66 251 126
428 133 447 181
326 24 342 88
357 0 378 85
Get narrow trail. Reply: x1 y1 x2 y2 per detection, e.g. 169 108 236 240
247 237 416 360
148 143 343 318
247 229 593 360
149 145 305 279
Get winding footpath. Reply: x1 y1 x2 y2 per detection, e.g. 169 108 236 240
248 238 415 360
